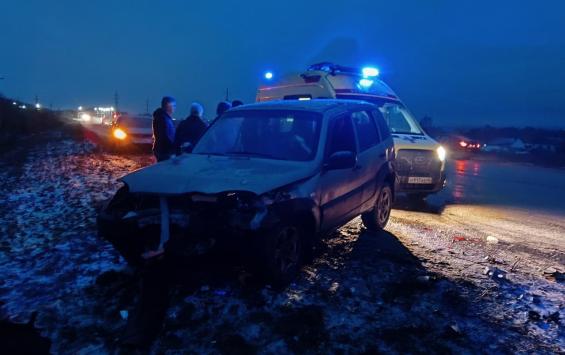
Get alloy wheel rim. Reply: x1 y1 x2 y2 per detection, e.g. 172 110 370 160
377 188 391 225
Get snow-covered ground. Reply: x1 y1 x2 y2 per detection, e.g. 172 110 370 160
0 131 563 354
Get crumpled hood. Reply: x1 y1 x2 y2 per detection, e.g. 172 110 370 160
120 154 317 196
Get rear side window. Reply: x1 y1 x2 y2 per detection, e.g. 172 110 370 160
352 111 379 152
326 115 356 157
372 110 391 141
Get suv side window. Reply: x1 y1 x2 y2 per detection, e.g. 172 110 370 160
372 110 391 141
326 114 356 157
352 110 380 151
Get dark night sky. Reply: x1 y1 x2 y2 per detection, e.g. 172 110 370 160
1 0 564 127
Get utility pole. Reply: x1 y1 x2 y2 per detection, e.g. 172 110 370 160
114 91 119 112
146 98 149 114
35 95 39 105
225 88 229 101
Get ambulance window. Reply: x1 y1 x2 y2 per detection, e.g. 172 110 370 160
380 104 423 135
372 110 391 141
352 111 379 151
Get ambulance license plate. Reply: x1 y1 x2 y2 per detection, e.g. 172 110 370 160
408 177 433 184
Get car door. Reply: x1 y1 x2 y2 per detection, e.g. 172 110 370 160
351 110 387 207
319 113 364 231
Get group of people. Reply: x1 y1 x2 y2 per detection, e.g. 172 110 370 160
151 96 243 161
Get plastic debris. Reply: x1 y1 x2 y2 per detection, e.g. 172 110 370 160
486 236 499 244
416 275 431 283
452 236 466 242
328 282 339 293
544 311 560 324
528 310 541 321
119 310 128 320
444 322 462 338
484 266 506 281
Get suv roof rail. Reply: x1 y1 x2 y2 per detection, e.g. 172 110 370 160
307 62 360 75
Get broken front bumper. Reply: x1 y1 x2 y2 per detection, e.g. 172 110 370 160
97 198 272 266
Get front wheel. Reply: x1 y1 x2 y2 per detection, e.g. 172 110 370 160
362 184 393 231
257 223 303 287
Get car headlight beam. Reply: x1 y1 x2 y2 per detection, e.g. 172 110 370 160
436 146 446 162
113 128 127 140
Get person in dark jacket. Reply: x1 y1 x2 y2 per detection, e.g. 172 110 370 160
174 102 208 154
217 101 231 118
209 101 231 126
152 96 176 161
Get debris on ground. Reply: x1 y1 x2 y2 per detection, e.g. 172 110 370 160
486 235 499 244
483 266 507 281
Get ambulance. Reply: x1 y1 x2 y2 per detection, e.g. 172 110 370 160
256 62 446 199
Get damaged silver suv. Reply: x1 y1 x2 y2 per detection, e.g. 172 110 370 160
98 100 395 285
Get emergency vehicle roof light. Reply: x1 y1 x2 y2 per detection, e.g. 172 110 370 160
362 67 379 77
359 78 374 88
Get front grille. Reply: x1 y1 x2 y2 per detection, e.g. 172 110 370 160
394 149 441 179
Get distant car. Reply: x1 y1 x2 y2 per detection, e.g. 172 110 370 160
110 115 153 146
440 135 482 157
97 100 396 285
256 62 447 200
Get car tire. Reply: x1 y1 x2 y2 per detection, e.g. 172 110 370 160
362 184 393 231
257 223 303 287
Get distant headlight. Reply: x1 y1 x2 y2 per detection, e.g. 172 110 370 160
436 146 446 162
80 113 91 121
113 128 127 140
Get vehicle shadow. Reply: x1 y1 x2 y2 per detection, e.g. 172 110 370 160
392 193 447 215
102 225 529 353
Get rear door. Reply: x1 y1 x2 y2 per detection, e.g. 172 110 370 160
319 113 364 231
351 110 386 206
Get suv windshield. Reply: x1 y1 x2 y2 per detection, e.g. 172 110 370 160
193 109 322 161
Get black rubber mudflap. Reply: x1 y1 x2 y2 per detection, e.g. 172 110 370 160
120 262 170 349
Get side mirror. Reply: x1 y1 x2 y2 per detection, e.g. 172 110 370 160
324 151 357 171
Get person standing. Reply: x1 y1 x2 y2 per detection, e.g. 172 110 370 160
174 102 208 154
152 96 176 161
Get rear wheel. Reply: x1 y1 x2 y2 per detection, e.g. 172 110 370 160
258 223 303 287
362 184 393 231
